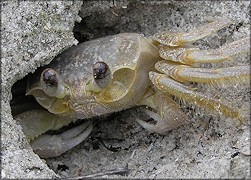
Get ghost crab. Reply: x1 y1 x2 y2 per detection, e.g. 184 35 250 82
15 18 250 158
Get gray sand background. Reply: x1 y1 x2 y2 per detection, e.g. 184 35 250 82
1 1 250 179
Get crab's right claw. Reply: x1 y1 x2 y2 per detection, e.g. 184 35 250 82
136 90 187 135
30 121 93 158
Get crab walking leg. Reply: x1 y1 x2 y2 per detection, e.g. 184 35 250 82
149 72 241 120
179 18 232 44
159 37 250 64
155 61 250 84
136 89 187 134
31 122 93 158
151 17 232 46
183 37 250 64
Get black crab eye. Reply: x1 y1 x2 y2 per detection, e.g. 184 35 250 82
40 68 60 96
93 62 112 89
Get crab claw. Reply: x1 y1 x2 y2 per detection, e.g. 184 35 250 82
136 90 187 135
136 107 186 135
30 121 93 158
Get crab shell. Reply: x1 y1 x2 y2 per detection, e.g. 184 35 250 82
26 33 160 120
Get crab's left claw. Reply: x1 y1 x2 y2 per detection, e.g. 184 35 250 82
15 110 93 158
31 121 93 158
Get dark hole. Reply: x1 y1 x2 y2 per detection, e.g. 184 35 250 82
10 75 45 116
57 164 69 171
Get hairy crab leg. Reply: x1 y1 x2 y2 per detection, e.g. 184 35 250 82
183 37 250 64
155 61 250 84
160 37 250 64
149 72 241 120
151 17 232 46
136 88 187 134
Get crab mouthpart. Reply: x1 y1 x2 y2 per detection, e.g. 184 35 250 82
27 89 71 115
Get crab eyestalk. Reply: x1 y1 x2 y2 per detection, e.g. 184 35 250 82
86 62 112 92
93 61 112 89
40 68 67 98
